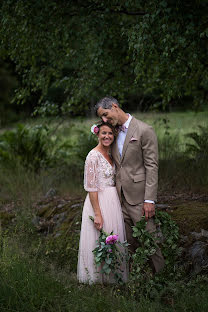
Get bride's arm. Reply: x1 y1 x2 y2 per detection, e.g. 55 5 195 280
84 152 103 230
89 192 103 230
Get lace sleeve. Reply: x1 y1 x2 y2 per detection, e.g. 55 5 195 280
84 153 99 192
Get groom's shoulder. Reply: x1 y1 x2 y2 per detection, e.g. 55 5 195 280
132 116 153 131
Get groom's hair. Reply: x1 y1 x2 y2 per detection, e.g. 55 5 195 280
94 96 120 114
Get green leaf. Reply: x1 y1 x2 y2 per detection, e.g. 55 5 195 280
105 258 112 265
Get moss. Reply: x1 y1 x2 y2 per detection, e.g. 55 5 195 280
169 201 208 235
37 199 82 219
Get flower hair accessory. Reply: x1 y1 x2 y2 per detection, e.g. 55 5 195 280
91 124 99 135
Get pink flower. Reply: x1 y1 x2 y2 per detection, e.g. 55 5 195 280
106 234 118 245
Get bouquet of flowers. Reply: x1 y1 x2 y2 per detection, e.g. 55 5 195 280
89 216 129 283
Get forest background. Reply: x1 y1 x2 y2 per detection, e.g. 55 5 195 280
0 1 208 311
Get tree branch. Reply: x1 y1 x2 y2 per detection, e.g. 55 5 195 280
110 9 146 16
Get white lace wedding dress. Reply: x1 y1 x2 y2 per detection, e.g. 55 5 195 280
77 149 128 284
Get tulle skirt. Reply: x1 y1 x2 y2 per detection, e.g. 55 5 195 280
77 187 128 284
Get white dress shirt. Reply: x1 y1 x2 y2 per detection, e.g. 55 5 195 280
117 114 132 157
117 114 154 204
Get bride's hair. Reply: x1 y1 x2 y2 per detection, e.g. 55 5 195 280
96 122 118 137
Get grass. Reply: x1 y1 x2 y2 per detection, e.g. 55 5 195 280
29 110 208 159
1 233 208 312
0 236 158 312
0 110 208 311
0 109 208 200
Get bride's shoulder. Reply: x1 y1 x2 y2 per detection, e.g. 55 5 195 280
85 149 100 162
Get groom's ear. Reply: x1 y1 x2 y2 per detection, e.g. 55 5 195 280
112 103 118 109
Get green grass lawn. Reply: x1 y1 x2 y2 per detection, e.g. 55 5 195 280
28 109 207 152
22 109 208 134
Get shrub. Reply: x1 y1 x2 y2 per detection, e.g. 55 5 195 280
185 125 208 161
130 211 181 298
184 125 208 186
71 129 98 169
0 124 57 171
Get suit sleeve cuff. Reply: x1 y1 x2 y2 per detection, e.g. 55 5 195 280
144 200 155 204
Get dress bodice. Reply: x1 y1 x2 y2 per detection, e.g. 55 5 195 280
84 149 115 192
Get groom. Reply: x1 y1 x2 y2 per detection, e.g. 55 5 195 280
95 96 165 273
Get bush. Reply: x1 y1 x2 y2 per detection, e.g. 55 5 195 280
71 129 98 169
0 124 57 171
185 125 208 161
184 125 208 186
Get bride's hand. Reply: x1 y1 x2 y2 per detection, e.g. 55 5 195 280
94 214 103 231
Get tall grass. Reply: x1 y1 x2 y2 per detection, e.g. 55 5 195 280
0 112 208 311
0 113 207 201
0 236 163 312
1 234 208 312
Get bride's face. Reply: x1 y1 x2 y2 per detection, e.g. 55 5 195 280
98 125 114 147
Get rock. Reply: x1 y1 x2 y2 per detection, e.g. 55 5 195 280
180 235 188 244
188 241 208 274
32 216 40 226
71 203 83 209
45 188 57 198
190 231 202 239
190 229 208 240
156 204 171 210
52 212 67 228
201 229 208 238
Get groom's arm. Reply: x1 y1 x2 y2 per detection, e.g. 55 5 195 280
141 125 158 218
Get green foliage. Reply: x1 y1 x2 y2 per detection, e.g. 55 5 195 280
71 130 98 168
155 211 180 264
130 211 180 297
128 0 208 108
0 59 19 126
185 125 208 161
1 234 208 312
183 125 208 186
1 1 208 113
0 237 69 312
89 216 129 283
0 124 57 171
40 215 81 271
131 217 158 271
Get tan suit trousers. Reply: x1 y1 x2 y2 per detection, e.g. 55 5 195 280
121 192 165 273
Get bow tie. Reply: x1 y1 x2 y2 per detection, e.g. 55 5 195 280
119 125 127 132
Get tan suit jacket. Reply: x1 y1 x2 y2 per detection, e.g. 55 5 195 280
112 117 158 205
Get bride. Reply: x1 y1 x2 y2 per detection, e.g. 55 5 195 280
77 122 128 284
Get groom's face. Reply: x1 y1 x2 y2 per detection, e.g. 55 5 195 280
97 104 120 126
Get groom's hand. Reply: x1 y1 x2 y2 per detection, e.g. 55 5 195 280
143 202 155 220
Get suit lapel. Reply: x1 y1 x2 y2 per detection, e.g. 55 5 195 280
121 117 137 162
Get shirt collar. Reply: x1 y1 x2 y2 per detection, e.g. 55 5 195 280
123 114 132 129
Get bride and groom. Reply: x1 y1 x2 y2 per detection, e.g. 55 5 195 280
77 96 165 284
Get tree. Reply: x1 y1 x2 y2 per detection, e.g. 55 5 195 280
0 0 207 115
0 59 18 126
